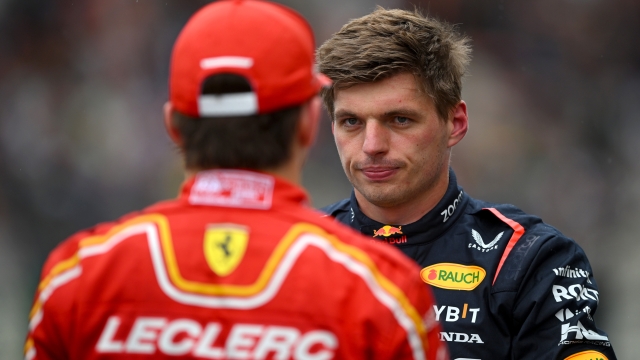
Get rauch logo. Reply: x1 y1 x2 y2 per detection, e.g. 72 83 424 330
564 350 608 360
420 263 486 290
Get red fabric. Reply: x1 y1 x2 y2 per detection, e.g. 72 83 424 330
26 170 446 360
484 207 526 285
169 0 327 117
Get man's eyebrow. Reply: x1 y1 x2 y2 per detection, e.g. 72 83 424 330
334 108 422 119
383 108 422 118
334 109 358 118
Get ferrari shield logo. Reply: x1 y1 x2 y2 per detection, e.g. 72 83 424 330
203 224 249 276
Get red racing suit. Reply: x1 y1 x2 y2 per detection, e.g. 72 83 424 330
25 169 447 360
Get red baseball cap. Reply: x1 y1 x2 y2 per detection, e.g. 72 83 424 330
169 0 330 117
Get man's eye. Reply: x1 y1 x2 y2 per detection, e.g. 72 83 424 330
344 118 359 126
395 116 410 124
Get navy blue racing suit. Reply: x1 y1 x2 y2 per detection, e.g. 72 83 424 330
321 169 616 360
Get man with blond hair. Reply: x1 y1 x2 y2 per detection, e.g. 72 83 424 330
24 2 447 359
319 7 617 360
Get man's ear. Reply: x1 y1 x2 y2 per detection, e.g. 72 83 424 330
297 96 321 148
163 102 183 146
448 100 468 147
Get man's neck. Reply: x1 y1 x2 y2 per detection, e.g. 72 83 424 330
185 154 304 186
355 171 450 225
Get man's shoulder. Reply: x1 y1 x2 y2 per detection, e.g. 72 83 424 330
469 198 581 254
465 198 590 289
43 212 134 264
41 198 184 275
466 197 559 236
494 203 569 239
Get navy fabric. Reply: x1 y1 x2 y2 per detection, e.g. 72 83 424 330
321 169 617 360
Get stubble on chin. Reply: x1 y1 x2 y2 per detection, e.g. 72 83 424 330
352 180 408 208
349 160 445 210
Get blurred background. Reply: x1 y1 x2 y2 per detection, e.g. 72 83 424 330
1 0 638 357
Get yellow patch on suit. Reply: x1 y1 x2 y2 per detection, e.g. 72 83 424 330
204 224 249 276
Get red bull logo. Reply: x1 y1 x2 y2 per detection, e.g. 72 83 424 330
373 225 403 237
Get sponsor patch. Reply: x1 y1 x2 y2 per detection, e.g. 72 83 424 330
439 332 483 343
552 284 599 303
433 303 480 323
420 263 485 290
555 306 593 322
441 190 463 223
204 224 249 276
564 350 608 360
373 236 407 245
560 320 609 344
366 225 407 244
189 170 274 209
553 265 592 284
373 225 403 237
468 229 504 252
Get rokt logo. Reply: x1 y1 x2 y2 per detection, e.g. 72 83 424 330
420 263 486 290
564 350 608 360
373 225 403 237
552 284 599 303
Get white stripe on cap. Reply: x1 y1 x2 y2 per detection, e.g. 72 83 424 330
198 92 258 116
200 56 254 69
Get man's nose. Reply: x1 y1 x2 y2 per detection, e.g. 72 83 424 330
362 120 389 157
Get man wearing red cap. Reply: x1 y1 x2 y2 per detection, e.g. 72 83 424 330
24 1 446 359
